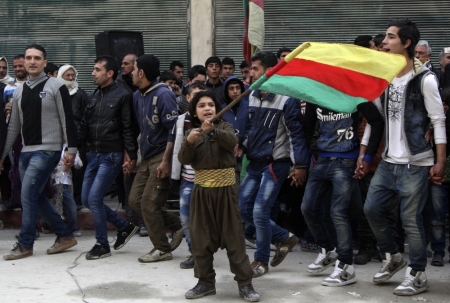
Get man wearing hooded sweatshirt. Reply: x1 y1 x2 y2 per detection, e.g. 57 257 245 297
57 65 88 211
128 54 183 263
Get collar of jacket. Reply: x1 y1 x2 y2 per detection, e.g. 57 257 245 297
252 90 276 101
140 81 168 97
94 81 117 94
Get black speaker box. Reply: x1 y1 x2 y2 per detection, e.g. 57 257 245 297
95 31 144 63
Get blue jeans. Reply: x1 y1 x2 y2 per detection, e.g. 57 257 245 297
365 160 429 271
179 179 194 252
239 162 290 264
301 157 357 265
82 151 128 246
19 151 72 248
61 184 78 233
429 183 450 255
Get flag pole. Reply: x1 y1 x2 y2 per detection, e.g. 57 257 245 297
210 89 252 122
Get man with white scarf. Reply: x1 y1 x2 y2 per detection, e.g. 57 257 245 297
0 57 14 86
57 65 88 211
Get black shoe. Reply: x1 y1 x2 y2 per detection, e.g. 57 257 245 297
113 223 138 250
354 249 372 265
185 283 216 299
86 243 111 260
180 255 195 269
371 248 382 261
431 253 444 267
239 284 260 302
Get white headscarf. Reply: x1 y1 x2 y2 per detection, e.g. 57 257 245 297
57 64 79 95
0 57 14 85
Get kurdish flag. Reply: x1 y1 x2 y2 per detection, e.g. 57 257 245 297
249 42 407 113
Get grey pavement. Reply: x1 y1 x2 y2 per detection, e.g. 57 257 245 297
1 228 450 303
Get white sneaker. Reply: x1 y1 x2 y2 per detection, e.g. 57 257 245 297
393 267 429 296
373 252 407 283
307 248 338 273
138 249 172 263
322 260 356 287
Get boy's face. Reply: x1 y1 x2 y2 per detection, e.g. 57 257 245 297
206 63 221 80
222 64 235 79
227 83 241 100
250 60 266 81
188 74 206 84
186 88 204 103
164 79 176 91
382 26 410 56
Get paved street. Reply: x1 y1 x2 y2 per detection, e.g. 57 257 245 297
1 229 450 303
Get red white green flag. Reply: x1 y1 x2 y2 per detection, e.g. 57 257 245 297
243 0 264 64
249 42 407 113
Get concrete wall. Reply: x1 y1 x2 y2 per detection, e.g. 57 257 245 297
190 0 213 66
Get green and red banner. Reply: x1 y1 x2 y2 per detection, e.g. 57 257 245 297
249 42 407 113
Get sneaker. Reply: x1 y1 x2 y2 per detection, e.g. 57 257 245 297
322 260 357 287
393 267 429 296
239 284 260 302
307 248 338 273
245 238 257 249
270 233 299 267
86 243 111 260
73 231 82 237
170 228 183 251
300 240 320 253
373 252 407 283
251 260 268 278
185 283 216 299
138 249 172 263
3 243 33 260
113 223 138 250
431 253 444 267
139 226 148 237
180 255 195 269
47 236 77 254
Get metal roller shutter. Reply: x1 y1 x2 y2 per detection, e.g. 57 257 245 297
0 0 188 91
215 0 450 69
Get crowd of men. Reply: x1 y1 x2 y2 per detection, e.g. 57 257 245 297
1 18 450 301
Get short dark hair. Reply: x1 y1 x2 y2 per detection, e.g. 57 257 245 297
440 87 450 107
222 57 235 66
95 55 119 80
44 62 59 74
239 60 249 69
188 90 223 127
387 19 420 59
187 82 208 95
160 71 177 82
13 54 25 61
276 47 292 59
170 60 184 71
251 51 277 69
373 34 385 47
354 35 373 48
188 65 206 80
25 44 47 60
205 56 222 69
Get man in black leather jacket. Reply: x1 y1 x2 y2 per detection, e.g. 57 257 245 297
77 55 138 260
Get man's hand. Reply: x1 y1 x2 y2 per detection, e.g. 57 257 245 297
172 85 181 96
353 157 369 179
157 160 171 178
63 153 75 172
288 168 307 187
429 162 445 185
234 144 243 157
123 159 136 177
